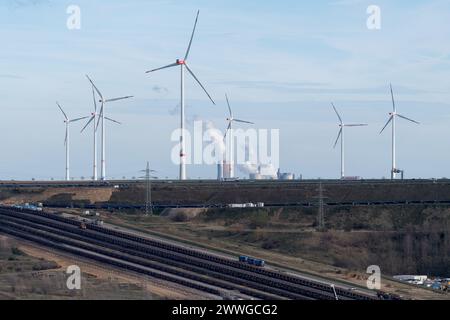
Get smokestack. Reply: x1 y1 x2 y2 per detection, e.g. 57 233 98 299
217 162 223 180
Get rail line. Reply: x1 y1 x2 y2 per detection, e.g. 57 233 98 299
0 219 291 300
42 199 450 210
0 206 376 300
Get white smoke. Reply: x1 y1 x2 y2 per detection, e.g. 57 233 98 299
204 120 225 161
237 140 258 175
236 136 278 178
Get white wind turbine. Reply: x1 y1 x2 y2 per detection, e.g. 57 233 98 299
56 102 89 181
224 94 254 178
80 85 101 181
331 103 367 179
145 10 215 180
85 75 133 181
380 84 419 179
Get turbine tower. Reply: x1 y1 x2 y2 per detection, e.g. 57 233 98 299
145 10 215 180
224 94 254 178
56 102 88 181
80 85 102 180
380 84 419 179
85 75 132 181
331 103 367 179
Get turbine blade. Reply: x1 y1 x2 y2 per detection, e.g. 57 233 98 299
397 114 420 124
390 83 396 112
69 116 89 123
333 128 342 148
92 86 97 112
184 10 200 60
331 103 342 124
224 122 232 139
80 116 94 133
64 130 67 146
344 124 368 127
184 63 215 105
105 117 121 125
86 75 103 100
56 102 68 120
105 96 133 103
96 105 103 130
380 115 393 134
96 117 101 131
233 119 254 124
225 93 232 118
145 62 178 74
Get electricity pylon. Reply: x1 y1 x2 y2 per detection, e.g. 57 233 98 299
140 162 157 215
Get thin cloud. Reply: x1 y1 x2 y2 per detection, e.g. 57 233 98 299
3 0 51 7
0 74 24 79
214 80 433 96
152 85 169 94
214 80 330 91
328 0 367 6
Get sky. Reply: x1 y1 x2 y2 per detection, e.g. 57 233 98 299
0 0 450 180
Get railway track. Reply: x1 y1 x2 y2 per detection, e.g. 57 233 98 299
42 199 450 211
0 206 376 300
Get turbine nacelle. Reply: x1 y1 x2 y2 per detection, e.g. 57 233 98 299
176 59 186 65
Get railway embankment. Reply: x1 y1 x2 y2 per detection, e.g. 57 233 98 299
1 180 450 207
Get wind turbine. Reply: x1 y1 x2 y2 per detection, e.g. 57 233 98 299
380 84 419 179
145 10 215 180
224 94 254 178
80 85 105 181
85 75 133 181
56 102 88 181
331 103 367 179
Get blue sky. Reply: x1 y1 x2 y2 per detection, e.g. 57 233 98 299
0 0 450 180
